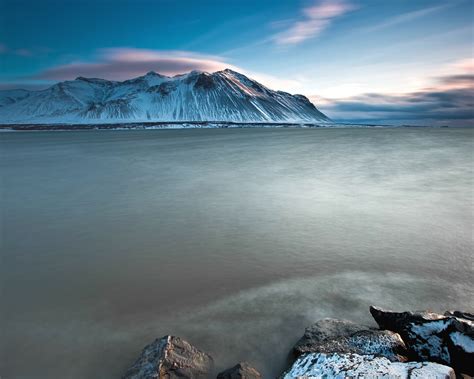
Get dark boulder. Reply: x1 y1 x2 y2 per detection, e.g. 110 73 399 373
123 335 214 379
370 306 474 376
445 310 474 321
217 362 262 379
293 318 408 362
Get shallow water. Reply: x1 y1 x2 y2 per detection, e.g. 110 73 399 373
1 128 473 378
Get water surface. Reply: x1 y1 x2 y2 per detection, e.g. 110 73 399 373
1 128 473 378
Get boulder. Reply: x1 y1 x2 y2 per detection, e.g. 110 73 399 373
293 318 408 362
217 362 262 379
445 310 474 321
281 352 456 379
370 306 474 376
123 335 214 379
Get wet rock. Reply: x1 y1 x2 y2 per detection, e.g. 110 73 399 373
370 306 474 376
445 310 474 321
293 318 408 361
281 352 455 379
217 362 262 379
123 335 214 379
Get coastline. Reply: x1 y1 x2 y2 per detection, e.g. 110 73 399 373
123 306 473 378
0 121 441 132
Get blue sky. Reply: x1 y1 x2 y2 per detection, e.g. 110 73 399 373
1 0 473 125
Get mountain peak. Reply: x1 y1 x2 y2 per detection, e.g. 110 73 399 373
0 69 330 124
189 70 207 76
221 68 239 74
217 68 244 78
75 76 109 83
144 71 163 77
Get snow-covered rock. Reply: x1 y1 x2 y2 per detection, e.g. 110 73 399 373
293 318 407 362
370 306 474 376
0 69 330 124
217 362 262 379
122 335 213 379
282 353 455 379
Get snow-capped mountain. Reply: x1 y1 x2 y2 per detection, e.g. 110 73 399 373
0 69 330 124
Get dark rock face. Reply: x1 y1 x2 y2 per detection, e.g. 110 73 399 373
217 362 262 379
293 318 408 362
370 306 474 376
194 73 215 90
123 335 214 379
148 82 178 96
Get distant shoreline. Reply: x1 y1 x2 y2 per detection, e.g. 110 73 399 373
0 121 446 131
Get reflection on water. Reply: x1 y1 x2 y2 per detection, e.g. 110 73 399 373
1 128 473 378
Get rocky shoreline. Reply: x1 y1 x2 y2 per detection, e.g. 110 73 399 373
123 306 473 378
0 122 435 131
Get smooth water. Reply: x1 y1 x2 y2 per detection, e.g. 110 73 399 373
1 128 473 378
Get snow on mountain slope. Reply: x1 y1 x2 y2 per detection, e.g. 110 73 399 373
0 69 330 124
0 89 31 107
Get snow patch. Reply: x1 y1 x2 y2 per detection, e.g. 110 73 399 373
283 353 455 379
449 331 474 353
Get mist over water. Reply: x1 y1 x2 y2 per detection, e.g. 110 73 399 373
1 128 473 378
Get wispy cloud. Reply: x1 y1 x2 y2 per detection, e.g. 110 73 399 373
273 0 354 45
0 44 48 57
14 48 33 57
363 3 450 33
33 48 241 80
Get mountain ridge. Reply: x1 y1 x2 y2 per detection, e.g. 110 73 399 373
0 69 330 124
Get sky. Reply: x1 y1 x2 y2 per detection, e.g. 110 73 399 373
0 0 473 126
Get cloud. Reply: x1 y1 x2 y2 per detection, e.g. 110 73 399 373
363 4 448 33
273 0 354 45
5 47 301 94
14 48 33 57
317 72 474 126
34 48 241 81
0 44 48 57
437 74 474 90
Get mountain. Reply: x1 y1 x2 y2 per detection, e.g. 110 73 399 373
0 69 330 124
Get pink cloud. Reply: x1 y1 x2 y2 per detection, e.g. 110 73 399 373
274 0 354 45
34 48 240 80
451 58 474 73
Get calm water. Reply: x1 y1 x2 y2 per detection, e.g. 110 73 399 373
1 128 473 378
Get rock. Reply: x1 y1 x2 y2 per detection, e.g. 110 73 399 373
445 310 474 321
370 306 474 376
293 318 408 362
217 362 262 379
123 335 214 379
281 352 456 379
